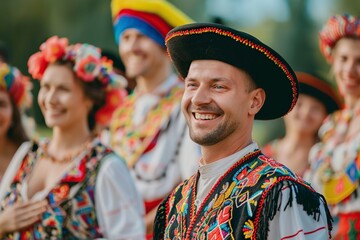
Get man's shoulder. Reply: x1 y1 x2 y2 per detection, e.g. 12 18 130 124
232 153 314 192
256 154 302 179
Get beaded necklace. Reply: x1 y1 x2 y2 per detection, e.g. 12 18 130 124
40 136 94 163
111 85 183 167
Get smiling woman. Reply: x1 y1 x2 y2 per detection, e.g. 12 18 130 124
0 63 31 180
0 36 145 239
263 72 341 177
307 13 360 239
0 63 45 237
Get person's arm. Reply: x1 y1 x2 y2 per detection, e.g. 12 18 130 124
267 182 331 239
95 153 145 240
145 205 158 234
0 200 48 237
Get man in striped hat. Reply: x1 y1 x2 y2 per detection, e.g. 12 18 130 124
110 1 200 238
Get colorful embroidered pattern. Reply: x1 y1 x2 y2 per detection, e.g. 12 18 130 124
155 150 317 240
1 139 112 239
110 86 183 167
310 108 360 204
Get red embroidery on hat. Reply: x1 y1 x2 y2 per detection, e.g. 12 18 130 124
166 27 299 112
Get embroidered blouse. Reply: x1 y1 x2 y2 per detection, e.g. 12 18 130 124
0 138 145 239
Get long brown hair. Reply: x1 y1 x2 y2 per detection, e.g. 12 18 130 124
7 96 28 146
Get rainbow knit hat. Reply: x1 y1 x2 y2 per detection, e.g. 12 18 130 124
0 62 32 109
111 0 193 47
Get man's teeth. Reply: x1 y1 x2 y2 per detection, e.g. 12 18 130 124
195 113 217 120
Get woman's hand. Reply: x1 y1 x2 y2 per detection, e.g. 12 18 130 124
0 200 48 236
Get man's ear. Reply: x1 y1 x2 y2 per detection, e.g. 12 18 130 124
249 88 266 116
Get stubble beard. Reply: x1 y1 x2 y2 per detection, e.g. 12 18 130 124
189 119 238 146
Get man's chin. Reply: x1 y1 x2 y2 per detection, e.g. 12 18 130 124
190 134 218 146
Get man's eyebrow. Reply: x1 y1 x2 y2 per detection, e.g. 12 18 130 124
209 78 228 82
185 77 229 82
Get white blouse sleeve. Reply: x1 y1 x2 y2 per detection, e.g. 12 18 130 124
268 183 331 239
95 153 145 240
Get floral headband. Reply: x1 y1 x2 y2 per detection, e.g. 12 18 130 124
0 62 32 109
28 36 127 126
319 13 360 62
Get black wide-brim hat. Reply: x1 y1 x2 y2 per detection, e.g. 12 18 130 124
165 23 299 120
296 72 342 114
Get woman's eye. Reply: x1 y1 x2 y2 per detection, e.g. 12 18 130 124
40 84 50 90
340 56 347 62
58 86 70 92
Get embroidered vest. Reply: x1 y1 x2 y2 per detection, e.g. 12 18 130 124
110 86 183 167
154 151 332 240
1 140 112 239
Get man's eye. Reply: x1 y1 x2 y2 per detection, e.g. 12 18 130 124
186 83 197 88
214 85 224 89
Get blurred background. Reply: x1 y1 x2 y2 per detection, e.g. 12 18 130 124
0 0 359 144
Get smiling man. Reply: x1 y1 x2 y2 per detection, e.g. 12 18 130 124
154 23 333 240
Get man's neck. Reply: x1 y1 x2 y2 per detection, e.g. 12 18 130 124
201 137 253 164
135 66 172 95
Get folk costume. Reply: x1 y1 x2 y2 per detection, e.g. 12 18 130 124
308 107 360 239
0 63 32 181
263 72 341 177
307 13 360 239
110 0 199 225
154 23 333 239
0 138 144 239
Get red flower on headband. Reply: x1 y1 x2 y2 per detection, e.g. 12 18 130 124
95 88 127 126
28 52 48 80
40 36 68 62
9 79 25 107
75 55 101 82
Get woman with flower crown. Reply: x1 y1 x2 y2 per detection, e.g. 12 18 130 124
0 36 145 239
0 62 49 236
0 63 31 180
307 13 360 239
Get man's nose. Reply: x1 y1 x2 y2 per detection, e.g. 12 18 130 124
191 85 211 106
